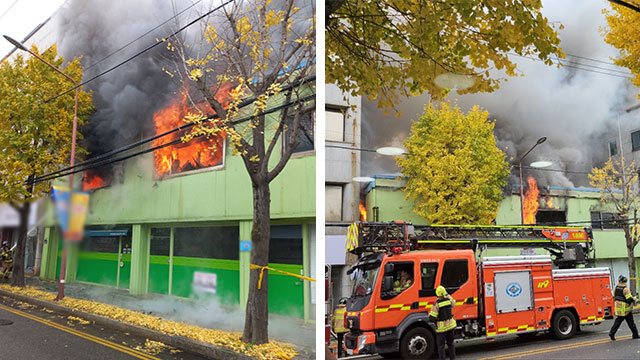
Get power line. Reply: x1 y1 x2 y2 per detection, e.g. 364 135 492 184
0 0 19 23
508 52 631 79
37 75 315 181
30 92 316 185
45 0 235 103
84 0 203 71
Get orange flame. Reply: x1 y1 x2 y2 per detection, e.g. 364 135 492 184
546 196 554 208
523 177 539 224
82 171 105 192
359 203 367 221
152 85 231 176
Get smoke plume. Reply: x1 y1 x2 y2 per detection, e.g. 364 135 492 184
361 0 635 188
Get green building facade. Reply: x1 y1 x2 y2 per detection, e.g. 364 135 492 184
363 175 640 293
40 120 316 322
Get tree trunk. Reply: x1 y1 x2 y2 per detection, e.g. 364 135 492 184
624 224 638 295
11 202 30 287
242 180 271 344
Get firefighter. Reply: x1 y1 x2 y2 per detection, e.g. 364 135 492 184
609 275 639 340
393 270 412 292
430 286 456 360
333 298 348 358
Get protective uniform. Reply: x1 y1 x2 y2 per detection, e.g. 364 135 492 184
333 299 348 357
429 286 456 360
609 275 639 340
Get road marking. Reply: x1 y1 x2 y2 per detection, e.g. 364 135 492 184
477 335 632 360
0 302 158 360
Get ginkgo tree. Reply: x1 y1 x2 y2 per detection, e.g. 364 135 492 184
397 102 510 224
326 0 565 110
602 1 640 101
0 45 93 287
589 156 640 295
164 0 315 344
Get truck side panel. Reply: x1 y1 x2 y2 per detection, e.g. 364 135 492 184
551 268 612 324
482 256 553 337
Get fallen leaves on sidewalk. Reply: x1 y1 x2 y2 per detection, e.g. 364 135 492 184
0 285 297 360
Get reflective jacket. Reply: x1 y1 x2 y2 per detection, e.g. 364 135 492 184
429 297 457 333
614 284 635 317
333 304 348 333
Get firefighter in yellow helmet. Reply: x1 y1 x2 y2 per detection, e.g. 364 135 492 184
333 298 348 357
609 275 639 340
429 286 456 360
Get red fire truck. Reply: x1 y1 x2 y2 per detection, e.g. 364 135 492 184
341 221 614 359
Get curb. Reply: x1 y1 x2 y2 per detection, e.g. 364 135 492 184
0 288 254 360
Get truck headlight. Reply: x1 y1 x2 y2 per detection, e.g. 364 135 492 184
358 335 368 350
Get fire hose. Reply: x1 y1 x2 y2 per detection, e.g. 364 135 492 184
249 264 316 290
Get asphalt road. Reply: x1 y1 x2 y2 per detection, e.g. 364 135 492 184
0 295 208 360
345 319 640 360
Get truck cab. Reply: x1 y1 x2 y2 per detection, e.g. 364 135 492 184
345 249 478 358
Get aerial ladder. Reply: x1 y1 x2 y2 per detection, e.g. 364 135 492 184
345 221 594 268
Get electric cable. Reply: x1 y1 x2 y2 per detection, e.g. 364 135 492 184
45 0 235 103
39 75 315 180
84 0 203 71
31 92 316 185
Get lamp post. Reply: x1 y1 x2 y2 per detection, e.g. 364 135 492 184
519 137 547 224
4 35 78 301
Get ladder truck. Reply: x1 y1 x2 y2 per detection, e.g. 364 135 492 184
341 221 614 359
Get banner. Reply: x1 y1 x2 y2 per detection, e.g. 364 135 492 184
51 186 89 242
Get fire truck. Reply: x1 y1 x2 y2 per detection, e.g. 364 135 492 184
341 221 614 359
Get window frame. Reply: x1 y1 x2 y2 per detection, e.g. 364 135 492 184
156 138 227 179
380 261 415 299
325 184 344 222
283 109 315 156
632 130 640 152
325 106 346 142
608 139 618 157
439 259 469 293
419 262 439 297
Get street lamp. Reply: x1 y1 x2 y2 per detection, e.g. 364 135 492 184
519 137 547 224
4 35 79 301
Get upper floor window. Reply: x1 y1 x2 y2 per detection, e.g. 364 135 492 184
326 107 345 142
284 110 315 154
609 140 617 156
590 211 621 229
632 130 640 151
325 184 343 222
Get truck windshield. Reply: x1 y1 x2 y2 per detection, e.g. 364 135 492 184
350 264 379 297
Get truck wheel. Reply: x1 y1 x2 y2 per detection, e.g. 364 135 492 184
552 310 577 340
399 327 435 359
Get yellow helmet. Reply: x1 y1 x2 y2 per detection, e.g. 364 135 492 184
436 285 447 297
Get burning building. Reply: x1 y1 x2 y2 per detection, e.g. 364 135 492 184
22 0 316 321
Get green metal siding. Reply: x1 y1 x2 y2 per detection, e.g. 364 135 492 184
267 263 304 318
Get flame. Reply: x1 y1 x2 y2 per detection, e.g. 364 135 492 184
546 196 554 208
82 171 105 192
523 177 539 224
152 85 231 176
359 203 367 221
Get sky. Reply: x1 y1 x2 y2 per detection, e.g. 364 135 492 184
0 0 66 58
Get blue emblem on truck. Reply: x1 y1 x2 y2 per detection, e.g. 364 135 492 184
506 282 522 297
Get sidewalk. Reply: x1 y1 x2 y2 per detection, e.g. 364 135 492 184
1 276 314 359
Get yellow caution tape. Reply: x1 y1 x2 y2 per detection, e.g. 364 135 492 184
250 264 316 290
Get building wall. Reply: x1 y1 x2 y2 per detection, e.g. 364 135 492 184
363 177 640 292
41 108 316 321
